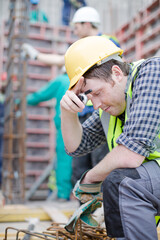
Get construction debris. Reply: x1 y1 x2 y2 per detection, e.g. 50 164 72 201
45 221 115 240
4 221 115 240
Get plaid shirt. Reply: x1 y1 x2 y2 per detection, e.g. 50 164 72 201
67 57 160 158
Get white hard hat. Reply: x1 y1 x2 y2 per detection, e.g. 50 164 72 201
61 65 66 74
72 7 101 25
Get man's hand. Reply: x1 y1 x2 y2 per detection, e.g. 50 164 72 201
73 171 102 203
60 77 87 153
21 43 39 60
60 76 86 114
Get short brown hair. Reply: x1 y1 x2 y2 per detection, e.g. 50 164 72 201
83 59 130 82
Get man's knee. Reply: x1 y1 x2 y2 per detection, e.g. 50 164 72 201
102 168 140 214
103 168 140 197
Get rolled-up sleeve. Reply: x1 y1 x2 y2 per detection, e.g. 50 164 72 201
117 58 160 157
66 110 106 157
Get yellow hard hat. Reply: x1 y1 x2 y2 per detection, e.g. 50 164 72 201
65 36 123 89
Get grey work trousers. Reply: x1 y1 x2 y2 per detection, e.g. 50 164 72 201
102 161 160 240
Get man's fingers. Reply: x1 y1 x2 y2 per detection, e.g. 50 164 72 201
66 90 85 109
72 77 85 95
61 91 85 113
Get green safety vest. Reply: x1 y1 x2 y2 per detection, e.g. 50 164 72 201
86 100 93 106
99 59 160 225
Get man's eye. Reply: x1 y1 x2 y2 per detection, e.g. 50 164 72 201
95 92 100 96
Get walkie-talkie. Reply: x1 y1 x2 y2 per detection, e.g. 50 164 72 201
78 89 92 105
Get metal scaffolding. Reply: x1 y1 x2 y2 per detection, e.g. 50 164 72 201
2 0 29 203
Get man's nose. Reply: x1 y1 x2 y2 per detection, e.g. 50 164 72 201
92 99 101 110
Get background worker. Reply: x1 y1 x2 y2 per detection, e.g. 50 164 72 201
26 67 73 201
60 36 160 240
29 0 49 23
61 0 87 26
71 6 120 47
22 6 120 193
22 6 120 67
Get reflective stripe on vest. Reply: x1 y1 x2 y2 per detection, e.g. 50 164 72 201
99 59 160 166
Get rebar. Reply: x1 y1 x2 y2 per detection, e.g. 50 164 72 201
44 221 115 240
2 0 29 203
4 221 116 240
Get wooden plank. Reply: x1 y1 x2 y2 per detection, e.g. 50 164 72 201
42 206 68 224
61 209 74 219
0 233 25 239
0 205 51 222
157 227 160 240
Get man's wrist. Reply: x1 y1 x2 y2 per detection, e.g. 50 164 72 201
81 170 97 184
34 53 39 60
79 171 102 193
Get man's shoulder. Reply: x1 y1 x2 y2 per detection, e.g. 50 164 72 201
131 57 160 74
140 56 160 67
132 57 160 88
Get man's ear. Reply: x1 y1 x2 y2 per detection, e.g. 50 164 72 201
111 65 123 82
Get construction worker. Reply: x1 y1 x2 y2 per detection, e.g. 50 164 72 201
29 0 49 23
22 6 120 66
27 67 73 201
62 0 87 26
69 6 120 187
71 6 120 47
60 36 160 240
21 6 120 197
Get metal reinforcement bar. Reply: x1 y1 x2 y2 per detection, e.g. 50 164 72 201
4 221 116 240
2 0 29 203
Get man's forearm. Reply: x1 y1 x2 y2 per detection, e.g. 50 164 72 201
37 53 65 67
83 144 145 184
61 108 83 152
